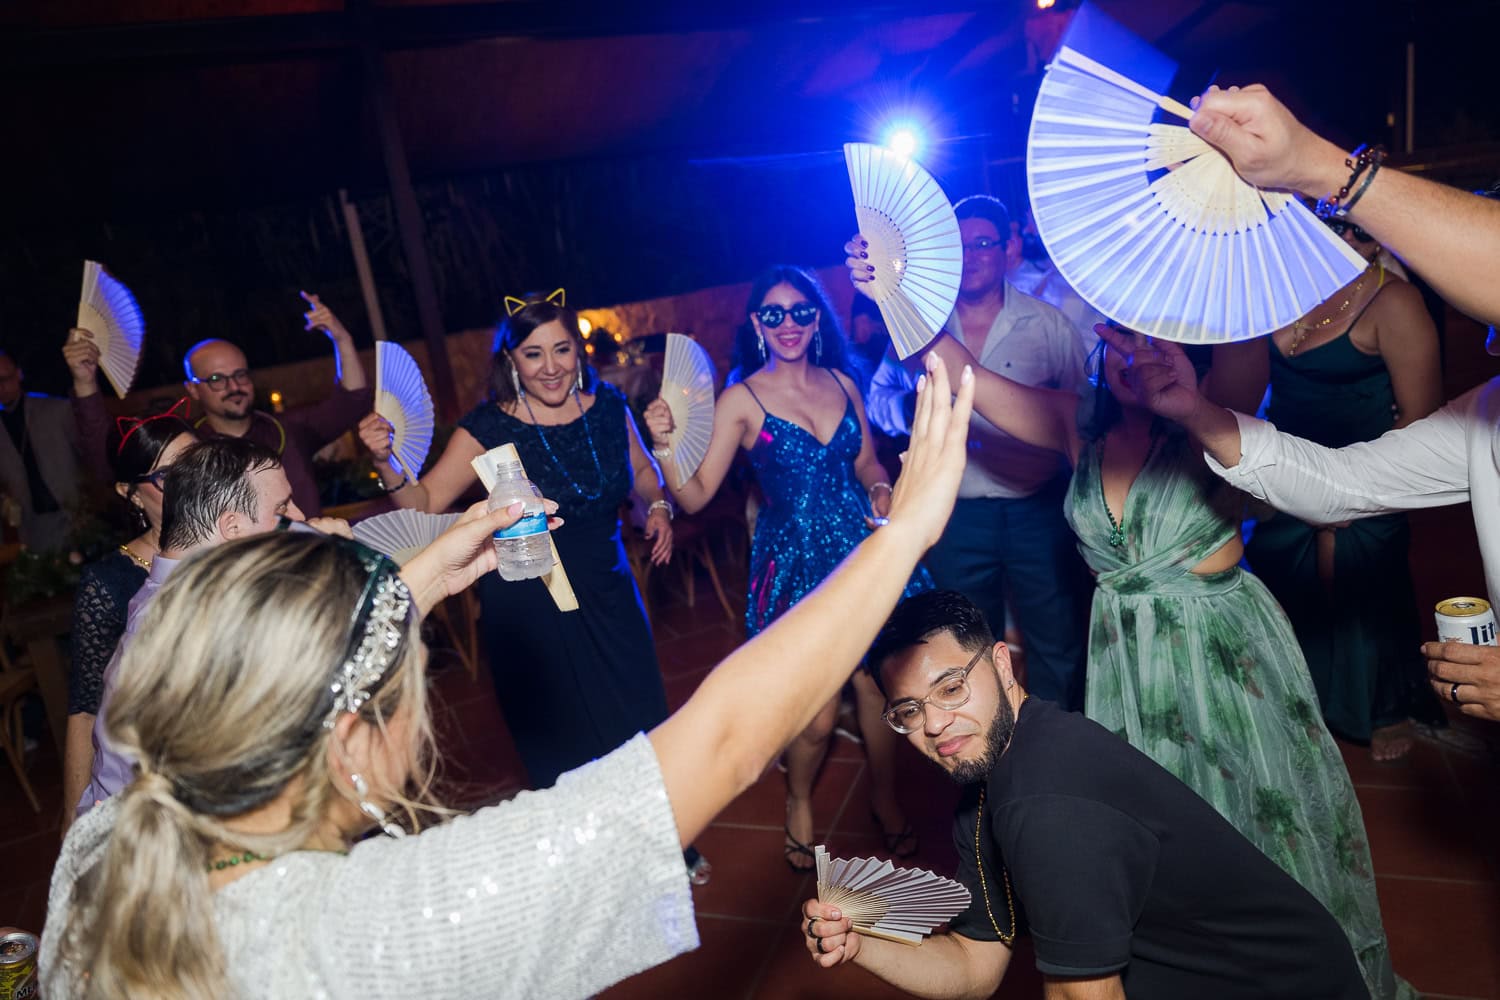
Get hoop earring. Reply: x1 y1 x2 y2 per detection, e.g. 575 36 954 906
757 329 768 364
510 365 524 399
350 773 406 839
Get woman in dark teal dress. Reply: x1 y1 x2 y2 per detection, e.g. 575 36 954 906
360 293 709 882
1246 231 1447 761
646 266 930 872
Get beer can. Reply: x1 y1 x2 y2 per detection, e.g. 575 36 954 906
1435 597 1498 646
0 931 38 1000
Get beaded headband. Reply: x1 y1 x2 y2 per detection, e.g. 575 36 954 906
323 541 413 729
115 396 192 455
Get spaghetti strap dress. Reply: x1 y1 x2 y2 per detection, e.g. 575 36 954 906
740 372 930 637
1067 431 1412 1000
459 383 669 790
1246 280 1445 741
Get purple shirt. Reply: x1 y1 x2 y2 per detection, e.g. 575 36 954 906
77 553 180 817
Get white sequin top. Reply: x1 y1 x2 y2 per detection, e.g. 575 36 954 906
41 734 699 999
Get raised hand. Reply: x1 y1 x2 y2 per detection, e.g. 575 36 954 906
357 412 396 466
802 900 861 968
63 329 101 394
643 398 676 448
884 352 974 551
300 291 351 341
844 234 876 295
1189 85 1344 197
1096 325 1204 423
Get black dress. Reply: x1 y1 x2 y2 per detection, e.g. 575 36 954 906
459 384 669 790
69 550 148 716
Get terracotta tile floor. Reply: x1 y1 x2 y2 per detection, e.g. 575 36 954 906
2 504 1497 997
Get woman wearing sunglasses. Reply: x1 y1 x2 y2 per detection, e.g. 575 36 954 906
1243 216 1449 763
645 266 930 873
62 403 196 834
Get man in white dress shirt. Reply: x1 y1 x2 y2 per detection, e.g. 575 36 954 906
1108 83 1500 723
867 195 1092 710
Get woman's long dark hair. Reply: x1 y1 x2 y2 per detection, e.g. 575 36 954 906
730 266 861 383
1083 334 1212 441
486 297 600 407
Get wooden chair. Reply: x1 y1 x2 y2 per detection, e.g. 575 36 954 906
0 666 41 811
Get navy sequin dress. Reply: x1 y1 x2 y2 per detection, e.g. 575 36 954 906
741 374 930 637
459 384 669 789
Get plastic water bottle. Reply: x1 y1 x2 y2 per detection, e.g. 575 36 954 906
488 460 553 580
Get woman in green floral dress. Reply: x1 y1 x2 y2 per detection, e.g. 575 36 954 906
923 328 1411 1000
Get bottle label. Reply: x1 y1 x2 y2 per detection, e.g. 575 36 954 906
494 512 548 540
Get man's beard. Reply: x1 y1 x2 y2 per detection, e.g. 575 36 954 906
946 694 1016 785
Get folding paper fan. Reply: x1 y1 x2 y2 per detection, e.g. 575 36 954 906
352 509 461 565
76 261 145 398
815 845 971 946
375 341 435 482
660 334 715 489
1025 4 1367 344
844 143 962 359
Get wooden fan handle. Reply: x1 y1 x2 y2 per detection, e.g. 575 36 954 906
854 924 924 947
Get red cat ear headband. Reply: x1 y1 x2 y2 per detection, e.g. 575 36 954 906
116 396 192 455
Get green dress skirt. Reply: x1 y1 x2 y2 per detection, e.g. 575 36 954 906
1066 431 1411 1000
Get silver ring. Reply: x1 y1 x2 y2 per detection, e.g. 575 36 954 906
1451 682 1462 705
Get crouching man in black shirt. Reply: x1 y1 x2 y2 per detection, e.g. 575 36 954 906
801 591 1368 1000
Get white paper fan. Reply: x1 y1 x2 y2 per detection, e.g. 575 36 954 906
815 844 971 946
1025 4 1367 344
76 261 145 398
375 341 435 482
661 333 716 489
844 143 962 359
353 509 461 565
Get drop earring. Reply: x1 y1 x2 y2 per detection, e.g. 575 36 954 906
575 366 584 392
350 772 406 839
511 365 524 399
814 329 823 364
757 329 768 364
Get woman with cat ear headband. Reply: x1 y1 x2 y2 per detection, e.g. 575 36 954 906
355 289 711 880
43 355 974 1000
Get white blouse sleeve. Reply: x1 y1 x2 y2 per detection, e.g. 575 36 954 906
313 733 697 999
1205 394 1476 523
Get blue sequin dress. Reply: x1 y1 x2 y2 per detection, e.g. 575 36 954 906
741 374 930 636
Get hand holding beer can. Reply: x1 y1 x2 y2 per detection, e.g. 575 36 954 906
1435 597 1498 646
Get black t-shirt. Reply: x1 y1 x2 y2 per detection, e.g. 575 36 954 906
949 699 1367 999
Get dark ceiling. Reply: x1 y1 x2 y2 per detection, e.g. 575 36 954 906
5 0 1497 216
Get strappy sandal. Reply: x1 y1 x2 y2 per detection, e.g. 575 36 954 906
784 825 817 873
872 811 919 858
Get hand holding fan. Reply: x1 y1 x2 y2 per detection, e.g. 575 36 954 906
76 261 145 398
659 334 715 488
844 143 962 359
1026 4 1367 343
352 509 461 565
375 341 435 483
815 844 971 946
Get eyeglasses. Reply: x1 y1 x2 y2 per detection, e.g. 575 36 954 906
754 302 819 329
962 237 1003 253
131 466 173 491
188 369 253 392
882 647 986 734
1323 219 1373 243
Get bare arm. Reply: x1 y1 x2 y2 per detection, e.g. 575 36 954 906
839 371 894 514
302 292 368 391
60 714 95 837
643 384 754 515
625 408 674 565
927 333 1080 461
1190 84 1500 326
361 418 486 512
651 355 974 847
1199 336 1269 415
1044 975 1127 1000
856 933 1010 1000
1370 281 1443 428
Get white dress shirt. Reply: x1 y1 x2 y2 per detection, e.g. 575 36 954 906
1207 377 1500 604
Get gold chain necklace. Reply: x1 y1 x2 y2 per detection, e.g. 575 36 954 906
1287 263 1375 356
973 696 1025 945
118 543 153 571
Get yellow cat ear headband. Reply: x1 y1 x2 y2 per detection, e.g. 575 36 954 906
503 287 566 316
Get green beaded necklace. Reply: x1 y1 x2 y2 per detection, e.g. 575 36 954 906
207 850 267 873
1099 428 1163 549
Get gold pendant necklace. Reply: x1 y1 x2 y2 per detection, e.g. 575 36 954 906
1287 263 1374 356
